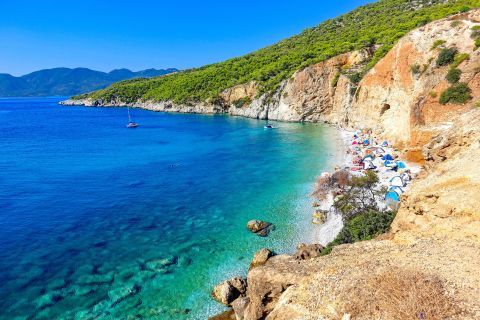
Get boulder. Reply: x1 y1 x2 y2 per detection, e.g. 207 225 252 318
293 243 324 260
212 277 247 306
247 220 275 237
312 210 328 225
250 248 274 269
232 296 250 319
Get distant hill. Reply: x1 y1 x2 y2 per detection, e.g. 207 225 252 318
0 67 178 97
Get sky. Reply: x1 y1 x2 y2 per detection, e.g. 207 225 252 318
0 0 375 76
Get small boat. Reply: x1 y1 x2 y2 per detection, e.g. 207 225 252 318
264 123 274 129
126 107 138 128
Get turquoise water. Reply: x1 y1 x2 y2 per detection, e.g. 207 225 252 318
0 97 334 319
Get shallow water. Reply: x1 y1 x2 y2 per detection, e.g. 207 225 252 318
0 97 335 319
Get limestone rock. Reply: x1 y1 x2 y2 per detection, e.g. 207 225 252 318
250 248 274 269
246 220 275 237
293 243 324 260
211 277 247 306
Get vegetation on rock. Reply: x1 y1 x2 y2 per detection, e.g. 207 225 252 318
446 67 462 83
440 82 472 104
436 47 458 66
76 0 480 104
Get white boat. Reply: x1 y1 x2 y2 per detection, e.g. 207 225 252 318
126 107 138 128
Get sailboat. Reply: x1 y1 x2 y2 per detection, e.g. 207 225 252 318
126 107 138 128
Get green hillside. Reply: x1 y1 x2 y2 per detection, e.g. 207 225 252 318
77 0 480 104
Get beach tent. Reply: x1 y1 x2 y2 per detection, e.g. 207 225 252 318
400 171 411 182
363 159 376 170
363 139 370 146
388 185 404 195
390 176 406 187
382 154 394 161
385 190 400 202
384 160 397 168
363 154 375 161
374 147 385 154
397 161 407 169
382 141 389 147
352 141 358 145
385 191 401 210
365 149 374 155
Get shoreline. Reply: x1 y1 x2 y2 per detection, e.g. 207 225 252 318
308 125 421 247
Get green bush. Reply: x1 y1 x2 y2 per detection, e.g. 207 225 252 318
331 72 341 87
333 210 397 244
232 97 251 108
446 68 462 84
77 0 480 104
348 72 363 85
439 83 472 104
452 53 470 68
431 39 446 50
436 47 458 66
475 38 480 49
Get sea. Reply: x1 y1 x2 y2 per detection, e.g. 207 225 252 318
0 97 335 319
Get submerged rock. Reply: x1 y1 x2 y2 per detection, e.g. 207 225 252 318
145 256 177 271
246 220 275 237
211 277 247 306
77 272 114 286
250 248 275 269
108 283 140 306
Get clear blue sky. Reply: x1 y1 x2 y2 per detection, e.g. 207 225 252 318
0 0 375 76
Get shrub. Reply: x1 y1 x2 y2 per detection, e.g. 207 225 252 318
232 97 251 108
475 38 480 49
331 72 341 88
446 68 462 84
410 64 421 75
312 169 351 201
436 47 458 66
451 20 463 28
332 210 396 244
451 52 469 68
348 72 363 85
429 91 438 98
431 39 446 50
439 83 472 104
475 101 480 108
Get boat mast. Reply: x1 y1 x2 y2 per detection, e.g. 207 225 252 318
128 107 132 122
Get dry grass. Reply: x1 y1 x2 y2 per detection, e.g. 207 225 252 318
342 268 461 320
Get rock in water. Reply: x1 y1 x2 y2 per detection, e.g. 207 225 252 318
246 220 275 237
250 248 274 269
211 277 247 306
293 243 324 260
312 209 328 225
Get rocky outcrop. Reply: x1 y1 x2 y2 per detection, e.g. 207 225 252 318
211 277 247 306
246 220 275 237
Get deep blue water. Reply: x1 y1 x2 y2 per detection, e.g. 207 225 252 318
0 97 334 319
